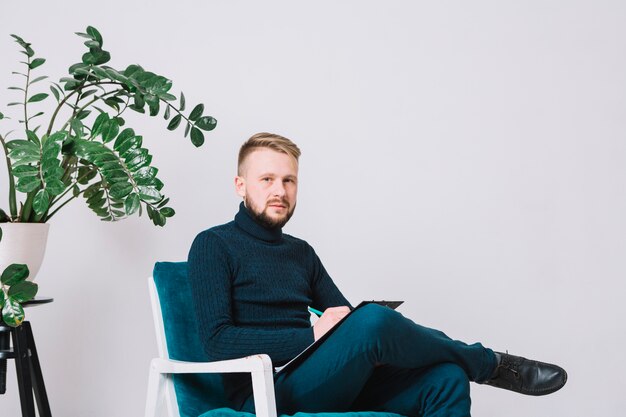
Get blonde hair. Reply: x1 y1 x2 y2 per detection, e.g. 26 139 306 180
238 132 301 175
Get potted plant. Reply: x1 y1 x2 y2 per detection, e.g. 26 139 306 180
0 26 217 326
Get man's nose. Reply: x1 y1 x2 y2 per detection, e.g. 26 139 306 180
271 181 286 197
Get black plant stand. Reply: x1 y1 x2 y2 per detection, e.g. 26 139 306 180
0 297 53 417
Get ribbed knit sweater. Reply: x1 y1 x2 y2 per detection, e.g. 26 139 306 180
188 202 351 407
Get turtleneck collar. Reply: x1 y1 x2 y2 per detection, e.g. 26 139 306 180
234 201 283 243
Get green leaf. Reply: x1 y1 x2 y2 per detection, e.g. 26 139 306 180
79 89 98 101
91 66 109 79
7 140 39 157
7 102 22 106
84 40 100 48
28 93 48 103
148 98 160 116
1 264 30 286
29 75 48 85
29 58 46 69
190 127 205 147
2 297 25 327
8 86 25 92
0 112 4 120
109 182 133 199
10 34 26 44
86 26 103 46
46 180 66 195
184 122 191 138
26 129 40 144
28 111 45 121
68 63 90 76
195 116 217 131
189 104 204 121
101 118 120 143
90 112 109 138
160 207 175 218
157 197 170 208
77 110 91 120
82 48 111 66
180 92 186 111
12 165 38 178
138 186 162 203
16 176 41 192
50 85 61 101
33 189 50 215
71 118 84 138
8 281 38 303
124 193 140 216
163 105 171 120
104 68 128 83
167 114 182 131
160 93 176 101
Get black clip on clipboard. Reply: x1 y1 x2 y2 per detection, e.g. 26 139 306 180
275 300 404 374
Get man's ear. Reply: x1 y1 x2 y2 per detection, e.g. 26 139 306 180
235 176 246 198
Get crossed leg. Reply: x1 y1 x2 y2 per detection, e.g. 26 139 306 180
242 304 496 416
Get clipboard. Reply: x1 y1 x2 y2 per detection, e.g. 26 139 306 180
275 300 404 374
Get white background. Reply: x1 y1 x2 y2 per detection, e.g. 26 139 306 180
1 1 625 416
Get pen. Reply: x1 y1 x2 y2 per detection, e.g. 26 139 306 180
308 307 323 317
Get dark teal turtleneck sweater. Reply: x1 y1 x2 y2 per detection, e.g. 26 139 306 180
188 202 351 406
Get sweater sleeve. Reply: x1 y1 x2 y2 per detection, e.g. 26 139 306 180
308 245 353 311
188 230 315 365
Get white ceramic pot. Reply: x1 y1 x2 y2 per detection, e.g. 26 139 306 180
0 223 50 281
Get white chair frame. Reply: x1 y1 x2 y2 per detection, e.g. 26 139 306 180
145 277 278 417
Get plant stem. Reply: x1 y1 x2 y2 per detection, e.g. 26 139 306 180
0 133 18 219
45 189 84 221
23 56 31 132
162 99 193 126
59 89 122 133
45 80 121 137
19 191 35 222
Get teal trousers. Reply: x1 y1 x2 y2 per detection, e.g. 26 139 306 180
242 304 497 417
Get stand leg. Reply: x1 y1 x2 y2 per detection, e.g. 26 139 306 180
13 324 36 417
0 328 9 395
24 322 52 417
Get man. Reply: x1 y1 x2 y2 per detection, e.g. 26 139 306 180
188 132 567 417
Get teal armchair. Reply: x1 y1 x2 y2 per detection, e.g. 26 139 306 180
145 261 405 417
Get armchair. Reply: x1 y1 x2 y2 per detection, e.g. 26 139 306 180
145 261 404 417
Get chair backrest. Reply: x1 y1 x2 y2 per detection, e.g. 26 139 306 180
150 261 231 417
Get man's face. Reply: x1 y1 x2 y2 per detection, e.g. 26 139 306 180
235 148 298 229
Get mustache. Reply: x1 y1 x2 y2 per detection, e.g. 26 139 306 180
266 198 289 208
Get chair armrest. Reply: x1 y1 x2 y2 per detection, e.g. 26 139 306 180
150 354 273 374
148 354 277 417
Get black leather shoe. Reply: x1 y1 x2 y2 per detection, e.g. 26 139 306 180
483 352 567 396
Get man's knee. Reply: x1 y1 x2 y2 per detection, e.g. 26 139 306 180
347 303 400 335
426 363 470 398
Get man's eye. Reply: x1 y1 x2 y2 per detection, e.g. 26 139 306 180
262 178 271 182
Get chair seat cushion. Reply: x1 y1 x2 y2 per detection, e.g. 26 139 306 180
200 409 405 417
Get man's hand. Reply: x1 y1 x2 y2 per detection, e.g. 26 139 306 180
313 306 351 341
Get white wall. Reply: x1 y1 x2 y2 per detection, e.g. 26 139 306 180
1 1 624 416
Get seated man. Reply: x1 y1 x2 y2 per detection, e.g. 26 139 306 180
188 132 567 417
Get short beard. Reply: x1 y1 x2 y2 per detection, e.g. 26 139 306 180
246 198 295 229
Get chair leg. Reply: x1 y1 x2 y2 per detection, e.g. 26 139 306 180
0 329 9 395
23 322 52 417
13 324 36 417
146 362 171 417
251 368 278 417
